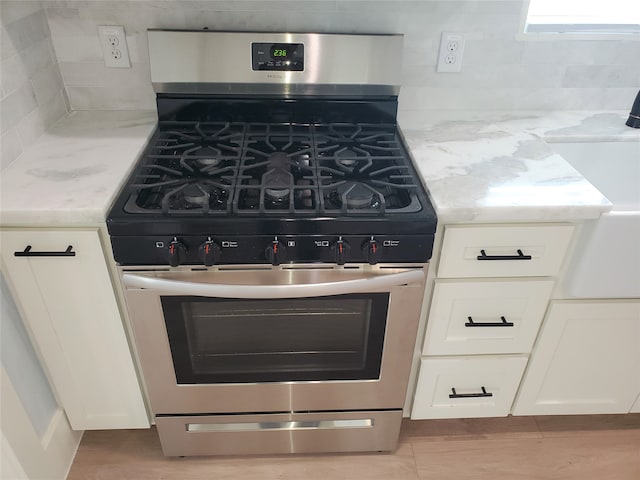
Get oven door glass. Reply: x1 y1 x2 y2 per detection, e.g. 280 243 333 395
161 294 389 384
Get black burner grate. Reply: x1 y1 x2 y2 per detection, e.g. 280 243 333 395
124 121 422 216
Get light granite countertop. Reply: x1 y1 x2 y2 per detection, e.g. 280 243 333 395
1 110 637 227
0 110 156 227
403 111 639 224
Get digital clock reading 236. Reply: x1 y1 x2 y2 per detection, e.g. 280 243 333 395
251 42 304 71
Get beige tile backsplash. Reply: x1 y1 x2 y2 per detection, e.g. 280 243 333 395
1 0 638 162
42 0 639 127
0 1 68 171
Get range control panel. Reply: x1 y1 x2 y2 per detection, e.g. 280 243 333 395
251 43 304 71
111 235 434 267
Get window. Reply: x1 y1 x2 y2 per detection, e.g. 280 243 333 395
525 0 640 34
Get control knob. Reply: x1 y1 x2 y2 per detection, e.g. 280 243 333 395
362 237 383 265
198 237 221 267
265 237 285 266
168 237 187 267
331 237 351 265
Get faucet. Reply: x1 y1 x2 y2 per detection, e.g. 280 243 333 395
626 90 640 128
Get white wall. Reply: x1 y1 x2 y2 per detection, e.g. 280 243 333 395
0 0 68 171
42 0 639 128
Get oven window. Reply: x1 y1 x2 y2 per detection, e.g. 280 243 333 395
161 294 389 384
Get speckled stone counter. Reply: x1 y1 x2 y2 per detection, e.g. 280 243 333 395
403 111 639 224
0 110 156 227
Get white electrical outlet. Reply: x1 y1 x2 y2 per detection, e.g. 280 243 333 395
98 25 130 68
436 32 465 73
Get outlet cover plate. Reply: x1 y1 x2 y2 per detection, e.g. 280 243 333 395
98 25 131 68
436 32 465 73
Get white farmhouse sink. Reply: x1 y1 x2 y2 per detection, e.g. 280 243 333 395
551 141 640 298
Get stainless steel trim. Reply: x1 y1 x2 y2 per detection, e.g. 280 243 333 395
187 418 373 432
122 262 426 273
152 82 400 97
148 30 403 95
122 268 423 298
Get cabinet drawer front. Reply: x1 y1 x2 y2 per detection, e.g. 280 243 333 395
438 225 574 278
411 356 527 419
423 279 554 355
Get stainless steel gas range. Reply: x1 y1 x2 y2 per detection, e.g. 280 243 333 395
106 30 437 456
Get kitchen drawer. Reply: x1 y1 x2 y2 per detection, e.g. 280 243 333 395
156 410 402 456
423 279 554 356
438 224 574 278
411 356 527 419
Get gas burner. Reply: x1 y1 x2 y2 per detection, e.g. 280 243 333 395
333 183 381 210
264 189 290 207
196 158 221 167
154 122 243 169
265 188 289 199
124 160 234 214
192 147 223 168
182 184 209 205
335 148 359 168
256 152 295 208
155 180 230 214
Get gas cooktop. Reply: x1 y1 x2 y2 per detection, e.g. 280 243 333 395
107 99 436 266
123 121 422 217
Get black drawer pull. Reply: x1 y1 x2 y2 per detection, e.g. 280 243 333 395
14 245 76 257
477 249 532 261
449 386 493 399
465 316 514 327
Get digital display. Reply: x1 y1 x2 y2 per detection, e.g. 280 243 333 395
252 42 304 71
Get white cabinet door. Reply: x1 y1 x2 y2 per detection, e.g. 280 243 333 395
513 301 640 416
0 229 149 430
630 393 640 413
423 278 554 355
412 356 528 419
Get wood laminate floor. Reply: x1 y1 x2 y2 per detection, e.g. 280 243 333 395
68 414 640 480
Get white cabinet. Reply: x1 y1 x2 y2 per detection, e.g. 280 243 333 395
0 228 149 430
412 223 573 420
631 393 640 413
513 301 640 416
438 224 574 278
423 279 554 356
413 356 528 419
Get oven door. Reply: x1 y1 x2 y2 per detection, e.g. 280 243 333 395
121 266 425 414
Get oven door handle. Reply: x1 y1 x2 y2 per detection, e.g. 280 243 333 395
121 270 424 299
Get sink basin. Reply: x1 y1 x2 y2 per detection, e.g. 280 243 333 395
551 141 640 298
